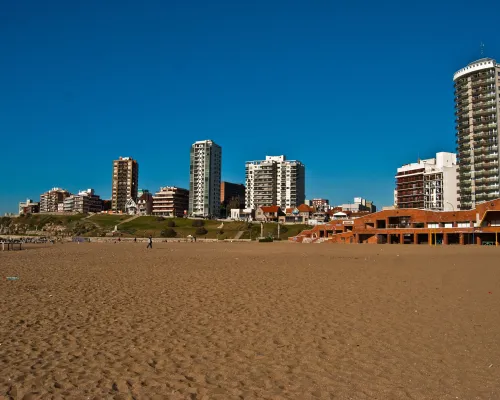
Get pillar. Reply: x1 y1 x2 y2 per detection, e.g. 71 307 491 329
413 233 418 244
459 233 464 245
386 234 390 244
400 233 404 244
476 235 482 246
443 233 448 245
428 232 432 245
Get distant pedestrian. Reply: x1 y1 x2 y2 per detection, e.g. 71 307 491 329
147 235 153 249
134 238 137 243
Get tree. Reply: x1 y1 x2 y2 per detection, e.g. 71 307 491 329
160 228 177 238
195 227 208 235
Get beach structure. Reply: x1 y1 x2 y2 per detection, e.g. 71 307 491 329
291 198 500 245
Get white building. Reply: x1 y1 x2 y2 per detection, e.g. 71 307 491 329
189 140 222 218
245 155 305 210
395 152 458 211
338 197 376 213
63 189 103 213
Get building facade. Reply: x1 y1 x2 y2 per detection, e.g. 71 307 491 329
337 197 377 213
153 186 189 217
312 198 329 211
189 140 221 217
40 188 71 213
245 155 305 210
454 58 500 209
19 199 40 215
63 189 103 213
111 157 139 213
396 152 458 211
220 182 245 207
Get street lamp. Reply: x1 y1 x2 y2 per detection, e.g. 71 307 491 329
445 202 455 211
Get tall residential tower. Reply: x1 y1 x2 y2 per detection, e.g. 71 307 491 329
454 58 500 209
111 157 139 213
245 155 305 209
189 140 222 217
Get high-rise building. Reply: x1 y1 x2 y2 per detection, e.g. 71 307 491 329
395 152 458 211
152 186 189 217
454 57 500 209
111 157 139 213
40 188 71 213
245 155 305 209
189 140 222 217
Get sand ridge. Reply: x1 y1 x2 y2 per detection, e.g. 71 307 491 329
1 242 499 399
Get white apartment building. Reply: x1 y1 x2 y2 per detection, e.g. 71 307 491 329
245 155 305 209
395 152 458 211
63 189 103 213
189 140 222 217
454 57 500 209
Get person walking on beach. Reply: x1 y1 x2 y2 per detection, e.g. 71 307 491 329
147 235 153 249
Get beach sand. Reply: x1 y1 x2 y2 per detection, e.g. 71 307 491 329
1 242 499 399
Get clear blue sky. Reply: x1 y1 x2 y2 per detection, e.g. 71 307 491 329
1 0 499 214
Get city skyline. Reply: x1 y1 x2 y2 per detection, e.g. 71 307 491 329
1 1 500 214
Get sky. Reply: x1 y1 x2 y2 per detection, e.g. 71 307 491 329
1 0 500 214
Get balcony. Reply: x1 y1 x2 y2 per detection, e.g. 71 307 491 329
472 108 496 116
471 77 495 87
472 100 496 110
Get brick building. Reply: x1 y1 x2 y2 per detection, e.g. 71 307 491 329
291 199 500 245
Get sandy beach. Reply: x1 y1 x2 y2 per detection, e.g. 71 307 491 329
1 242 499 399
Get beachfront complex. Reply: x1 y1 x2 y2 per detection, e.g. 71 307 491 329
245 155 305 210
454 58 500 210
111 157 139 213
395 152 458 211
189 140 222 218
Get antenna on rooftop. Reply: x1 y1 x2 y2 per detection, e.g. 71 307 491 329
480 42 485 57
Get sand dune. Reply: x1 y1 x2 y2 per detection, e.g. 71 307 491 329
1 242 499 399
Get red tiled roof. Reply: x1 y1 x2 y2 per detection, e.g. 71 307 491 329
297 204 313 212
285 208 294 214
261 206 280 213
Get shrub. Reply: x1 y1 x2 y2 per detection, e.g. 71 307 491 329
156 216 165 222
259 237 273 242
167 220 176 227
195 227 208 235
192 220 205 227
160 228 177 238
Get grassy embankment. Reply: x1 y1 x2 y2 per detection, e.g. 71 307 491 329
94 215 307 240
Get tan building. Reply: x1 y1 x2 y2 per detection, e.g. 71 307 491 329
19 199 39 215
152 186 189 217
40 188 71 213
111 157 139 213
454 58 500 209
